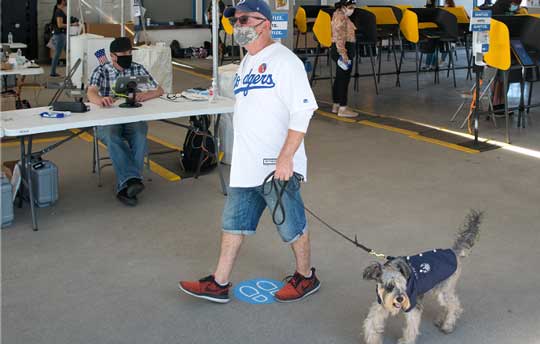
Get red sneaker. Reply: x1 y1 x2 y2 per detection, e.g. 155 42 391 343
178 275 231 303
275 268 321 303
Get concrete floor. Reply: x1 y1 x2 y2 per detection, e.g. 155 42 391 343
2 49 540 344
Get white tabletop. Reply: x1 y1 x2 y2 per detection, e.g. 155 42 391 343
0 66 44 76
1 43 27 49
0 97 235 137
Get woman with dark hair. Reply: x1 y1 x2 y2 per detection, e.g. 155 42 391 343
50 0 78 77
330 0 358 117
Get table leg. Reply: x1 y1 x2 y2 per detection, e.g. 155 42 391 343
213 114 228 196
17 137 25 208
25 135 38 230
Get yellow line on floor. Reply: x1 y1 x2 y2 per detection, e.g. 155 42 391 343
173 66 212 80
359 120 418 136
409 134 479 154
315 109 358 123
316 99 481 154
147 134 182 151
72 129 183 182
148 160 181 182
0 137 69 148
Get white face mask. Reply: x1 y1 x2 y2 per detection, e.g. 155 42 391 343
510 4 519 11
345 8 355 16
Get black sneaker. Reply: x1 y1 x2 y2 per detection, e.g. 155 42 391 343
117 188 137 206
126 178 145 198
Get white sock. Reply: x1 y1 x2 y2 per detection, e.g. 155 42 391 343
304 269 313 278
216 280 229 287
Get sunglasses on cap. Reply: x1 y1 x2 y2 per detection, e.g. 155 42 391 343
228 15 267 25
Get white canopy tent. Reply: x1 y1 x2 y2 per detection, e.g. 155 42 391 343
64 0 221 96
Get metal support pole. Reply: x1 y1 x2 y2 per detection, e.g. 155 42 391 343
212 0 219 96
473 64 483 145
66 0 71 75
121 0 125 37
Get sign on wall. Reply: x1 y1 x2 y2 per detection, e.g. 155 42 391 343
271 13 288 39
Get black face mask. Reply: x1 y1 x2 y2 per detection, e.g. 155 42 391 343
115 54 132 69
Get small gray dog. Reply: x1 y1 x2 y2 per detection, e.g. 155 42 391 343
362 210 483 344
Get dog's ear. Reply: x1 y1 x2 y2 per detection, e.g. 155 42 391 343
363 262 382 281
393 258 411 280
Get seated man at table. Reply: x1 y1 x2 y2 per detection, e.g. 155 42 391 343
87 37 164 206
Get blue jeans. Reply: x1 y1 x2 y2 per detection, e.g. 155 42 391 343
50 33 66 75
222 176 307 244
97 122 148 192
425 52 438 67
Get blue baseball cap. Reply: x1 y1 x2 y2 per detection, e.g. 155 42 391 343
223 0 272 21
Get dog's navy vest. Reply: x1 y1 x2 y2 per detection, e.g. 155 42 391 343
378 249 458 312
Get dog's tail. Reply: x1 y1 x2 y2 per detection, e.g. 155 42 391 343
452 209 483 257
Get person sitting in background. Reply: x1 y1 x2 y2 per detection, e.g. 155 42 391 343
50 0 79 77
439 0 456 66
330 0 358 118
491 0 522 15
87 37 164 206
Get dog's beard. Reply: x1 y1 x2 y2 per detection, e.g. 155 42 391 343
377 285 411 315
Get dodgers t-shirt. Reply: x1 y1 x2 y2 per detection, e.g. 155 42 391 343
230 42 318 187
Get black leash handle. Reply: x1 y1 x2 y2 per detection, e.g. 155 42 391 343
262 171 392 260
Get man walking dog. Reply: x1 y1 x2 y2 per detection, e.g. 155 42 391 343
179 0 320 303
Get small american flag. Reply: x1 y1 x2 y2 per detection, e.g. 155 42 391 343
95 48 108 65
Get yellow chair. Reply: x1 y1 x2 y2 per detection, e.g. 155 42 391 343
484 19 511 72
220 15 237 65
484 19 511 142
364 7 399 25
442 6 470 24
364 6 401 85
221 15 233 35
312 10 332 48
516 7 529 15
295 7 308 49
310 9 333 85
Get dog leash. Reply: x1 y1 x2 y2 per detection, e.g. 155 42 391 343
262 171 392 261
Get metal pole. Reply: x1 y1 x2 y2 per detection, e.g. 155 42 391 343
473 64 482 145
66 0 71 75
212 0 219 95
121 0 125 37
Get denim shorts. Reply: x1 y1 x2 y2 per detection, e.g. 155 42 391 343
222 177 307 243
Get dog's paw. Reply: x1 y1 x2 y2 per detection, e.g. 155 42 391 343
438 324 456 334
434 318 444 329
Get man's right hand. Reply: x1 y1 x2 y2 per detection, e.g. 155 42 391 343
99 96 114 107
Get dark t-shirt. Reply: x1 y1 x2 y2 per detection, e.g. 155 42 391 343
52 7 78 34
207 0 226 22
53 7 67 33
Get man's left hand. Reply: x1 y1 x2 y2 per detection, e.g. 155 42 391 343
274 155 294 181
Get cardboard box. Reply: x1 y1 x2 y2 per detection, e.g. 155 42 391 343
0 93 17 111
85 23 135 43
